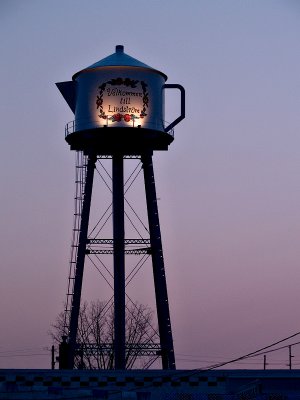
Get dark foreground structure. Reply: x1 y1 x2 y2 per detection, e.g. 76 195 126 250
1 369 300 399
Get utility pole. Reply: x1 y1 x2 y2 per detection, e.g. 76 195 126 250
289 345 293 370
263 354 267 370
51 345 55 370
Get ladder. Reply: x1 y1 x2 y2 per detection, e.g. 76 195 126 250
63 151 88 334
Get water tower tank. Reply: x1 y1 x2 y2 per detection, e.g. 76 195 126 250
57 45 185 154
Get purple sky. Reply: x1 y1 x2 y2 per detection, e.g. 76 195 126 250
0 0 300 369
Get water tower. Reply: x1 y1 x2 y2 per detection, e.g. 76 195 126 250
57 45 185 370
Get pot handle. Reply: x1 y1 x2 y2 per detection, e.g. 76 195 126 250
163 84 185 132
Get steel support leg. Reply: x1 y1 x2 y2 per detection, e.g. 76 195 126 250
68 152 97 369
141 153 176 370
113 154 126 369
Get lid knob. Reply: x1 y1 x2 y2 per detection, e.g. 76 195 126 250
116 45 124 53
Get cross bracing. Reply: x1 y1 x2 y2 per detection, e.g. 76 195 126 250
63 152 175 370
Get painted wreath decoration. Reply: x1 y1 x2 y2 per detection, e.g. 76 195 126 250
96 78 149 122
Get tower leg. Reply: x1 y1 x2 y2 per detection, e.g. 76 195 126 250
67 152 97 369
113 154 126 369
141 153 176 370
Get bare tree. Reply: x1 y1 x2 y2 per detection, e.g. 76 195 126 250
50 300 159 369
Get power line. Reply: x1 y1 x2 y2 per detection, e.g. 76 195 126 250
246 340 300 360
176 339 300 365
0 353 48 358
103 330 300 398
192 330 300 372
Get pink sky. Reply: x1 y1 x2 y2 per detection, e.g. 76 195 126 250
0 0 300 370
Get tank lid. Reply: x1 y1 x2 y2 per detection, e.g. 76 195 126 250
72 45 167 80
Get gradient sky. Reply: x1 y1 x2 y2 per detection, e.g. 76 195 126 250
0 0 300 370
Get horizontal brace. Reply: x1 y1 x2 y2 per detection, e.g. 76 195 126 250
86 248 151 255
82 350 160 357
95 155 141 160
76 343 161 357
81 343 161 350
87 239 150 245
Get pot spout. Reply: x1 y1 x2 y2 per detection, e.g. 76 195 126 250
56 81 77 113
